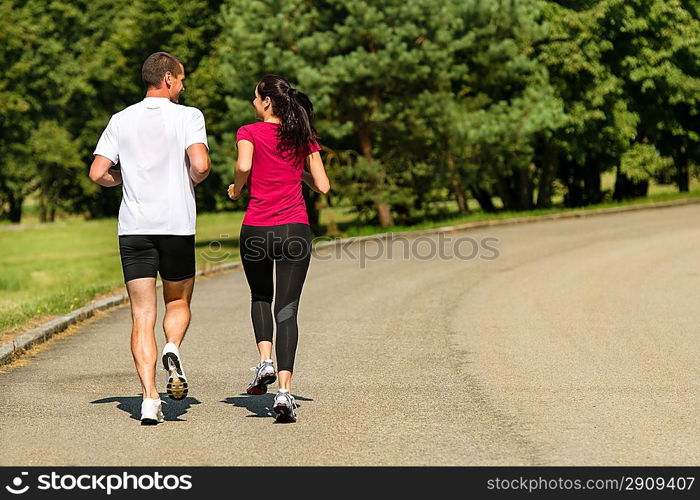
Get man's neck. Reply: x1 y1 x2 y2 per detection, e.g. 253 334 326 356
145 88 171 100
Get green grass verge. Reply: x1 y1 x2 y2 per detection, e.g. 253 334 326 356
0 212 245 341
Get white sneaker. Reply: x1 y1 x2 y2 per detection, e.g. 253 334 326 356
272 390 297 423
246 359 277 395
162 342 188 400
140 398 164 425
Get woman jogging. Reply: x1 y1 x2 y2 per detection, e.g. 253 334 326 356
228 74 330 423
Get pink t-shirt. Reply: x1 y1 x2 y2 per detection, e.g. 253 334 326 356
236 122 321 226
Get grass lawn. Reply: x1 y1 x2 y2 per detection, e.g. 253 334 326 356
1 175 699 341
0 212 246 342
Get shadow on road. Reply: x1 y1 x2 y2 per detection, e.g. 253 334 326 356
91 394 201 422
222 393 314 419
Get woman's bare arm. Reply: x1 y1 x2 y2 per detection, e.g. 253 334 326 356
303 151 330 194
228 140 254 200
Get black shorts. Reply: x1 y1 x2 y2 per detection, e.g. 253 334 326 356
118 235 195 283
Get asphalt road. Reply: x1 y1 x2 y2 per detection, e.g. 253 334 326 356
1 204 698 465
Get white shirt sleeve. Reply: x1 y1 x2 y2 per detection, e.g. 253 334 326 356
93 116 119 164
185 108 208 150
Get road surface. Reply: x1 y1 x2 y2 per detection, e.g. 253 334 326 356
1 204 698 465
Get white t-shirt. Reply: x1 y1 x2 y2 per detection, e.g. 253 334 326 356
93 97 208 235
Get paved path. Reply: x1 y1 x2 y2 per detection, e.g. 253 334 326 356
1 205 698 465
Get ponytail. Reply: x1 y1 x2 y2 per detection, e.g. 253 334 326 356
256 74 318 160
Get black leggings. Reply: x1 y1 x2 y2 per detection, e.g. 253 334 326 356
239 223 313 372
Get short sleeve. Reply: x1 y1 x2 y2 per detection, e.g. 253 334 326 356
236 126 254 145
185 108 208 150
307 138 321 155
93 116 119 164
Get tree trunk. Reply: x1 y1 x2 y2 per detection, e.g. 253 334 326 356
536 142 557 208
413 194 423 211
675 140 689 192
584 157 602 204
561 159 584 207
447 154 469 215
515 165 533 210
375 202 393 228
7 193 23 223
613 165 649 200
39 200 48 223
452 179 469 215
495 173 514 210
470 185 496 212
358 125 394 228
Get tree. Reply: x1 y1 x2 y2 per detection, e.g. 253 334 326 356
1 0 698 224
76 0 226 217
539 0 699 204
602 0 700 193
28 122 89 222
538 1 636 206
0 1 43 222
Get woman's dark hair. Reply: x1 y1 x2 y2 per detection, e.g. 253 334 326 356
256 74 318 159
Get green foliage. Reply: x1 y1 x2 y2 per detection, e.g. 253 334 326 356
0 0 698 223
539 0 700 203
0 0 225 221
619 143 674 182
29 121 91 221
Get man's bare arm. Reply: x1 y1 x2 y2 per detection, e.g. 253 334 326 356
187 143 211 185
89 155 122 187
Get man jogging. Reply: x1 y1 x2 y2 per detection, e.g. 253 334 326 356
89 52 210 425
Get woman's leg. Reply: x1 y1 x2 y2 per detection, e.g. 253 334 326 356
273 224 312 390
240 225 274 362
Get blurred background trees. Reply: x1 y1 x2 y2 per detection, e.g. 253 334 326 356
1 0 698 229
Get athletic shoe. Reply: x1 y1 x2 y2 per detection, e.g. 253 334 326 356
272 390 297 423
140 398 164 425
246 359 277 395
162 342 188 400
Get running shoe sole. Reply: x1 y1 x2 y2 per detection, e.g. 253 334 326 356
246 373 277 395
272 403 297 423
163 352 188 400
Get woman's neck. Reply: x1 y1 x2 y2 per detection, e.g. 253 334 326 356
262 114 281 124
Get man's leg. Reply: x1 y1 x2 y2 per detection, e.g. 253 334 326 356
126 277 159 399
162 277 195 346
156 235 196 400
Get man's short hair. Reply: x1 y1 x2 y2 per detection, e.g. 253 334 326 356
142 52 183 88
